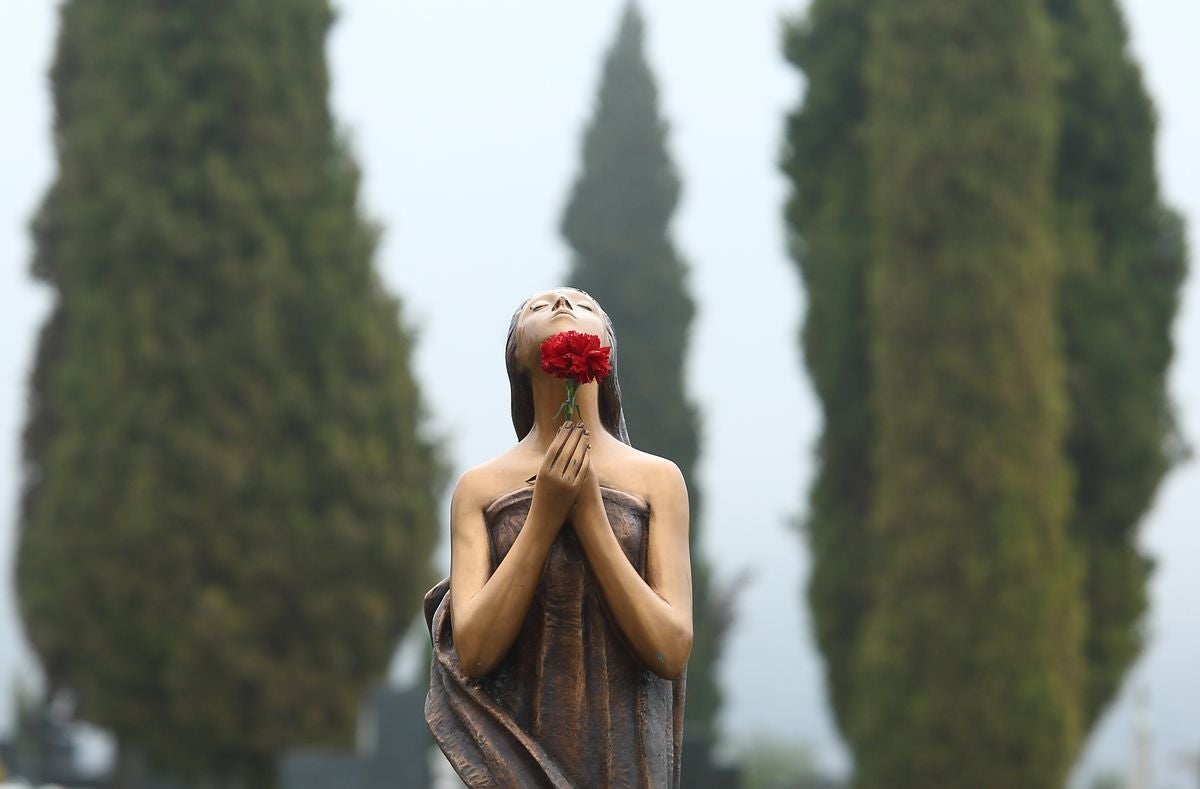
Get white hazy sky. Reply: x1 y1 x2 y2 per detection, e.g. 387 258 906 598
1 2 1196 784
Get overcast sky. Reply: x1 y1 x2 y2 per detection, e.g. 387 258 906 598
1 1 1196 784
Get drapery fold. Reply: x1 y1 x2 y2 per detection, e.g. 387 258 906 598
425 487 684 789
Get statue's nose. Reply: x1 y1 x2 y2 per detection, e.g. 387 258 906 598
553 296 572 311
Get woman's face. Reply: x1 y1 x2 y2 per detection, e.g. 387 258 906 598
516 288 610 370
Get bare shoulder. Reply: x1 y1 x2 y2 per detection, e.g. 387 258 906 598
644 453 686 490
620 443 684 482
647 455 688 511
451 447 536 523
450 464 488 511
606 443 687 507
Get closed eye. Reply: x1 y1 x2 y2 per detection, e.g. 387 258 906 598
578 304 594 311
531 303 548 311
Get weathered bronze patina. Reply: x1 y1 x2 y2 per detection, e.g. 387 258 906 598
425 288 692 788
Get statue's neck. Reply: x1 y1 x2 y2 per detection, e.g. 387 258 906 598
524 374 604 452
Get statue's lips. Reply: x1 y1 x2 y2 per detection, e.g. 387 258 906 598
551 312 577 319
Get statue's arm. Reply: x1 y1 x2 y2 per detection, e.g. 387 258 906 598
572 459 693 679
450 423 592 678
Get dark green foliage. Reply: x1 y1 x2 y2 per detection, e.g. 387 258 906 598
16 2 443 785
854 2 1084 784
780 0 874 740
1048 0 1188 726
560 5 724 738
783 0 1187 779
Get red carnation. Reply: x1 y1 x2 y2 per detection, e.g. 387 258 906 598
540 331 612 421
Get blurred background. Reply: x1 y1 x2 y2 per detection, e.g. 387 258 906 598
0 1 1195 788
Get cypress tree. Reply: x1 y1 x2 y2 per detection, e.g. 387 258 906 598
852 2 1084 784
1049 0 1188 727
16 2 443 785
780 0 874 741
783 0 1187 777
560 4 724 740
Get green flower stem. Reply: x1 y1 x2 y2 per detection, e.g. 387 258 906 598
564 379 579 421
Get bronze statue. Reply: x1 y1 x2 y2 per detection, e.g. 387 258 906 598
425 287 693 788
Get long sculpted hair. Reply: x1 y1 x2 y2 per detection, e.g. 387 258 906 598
505 288 631 445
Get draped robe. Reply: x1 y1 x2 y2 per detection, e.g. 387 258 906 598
425 485 685 788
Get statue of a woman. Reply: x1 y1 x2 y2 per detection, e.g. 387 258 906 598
424 287 692 788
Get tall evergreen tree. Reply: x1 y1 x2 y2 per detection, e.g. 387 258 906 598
780 0 874 741
560 4 724 740
783 0 1187 777
16 2 443 786
1049 0 1188 727
852 1 1084 783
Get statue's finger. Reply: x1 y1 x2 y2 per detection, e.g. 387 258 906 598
572 447 591 484
557 422 587 473
548 422 576 469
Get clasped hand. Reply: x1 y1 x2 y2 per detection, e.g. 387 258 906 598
531 421 599 526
